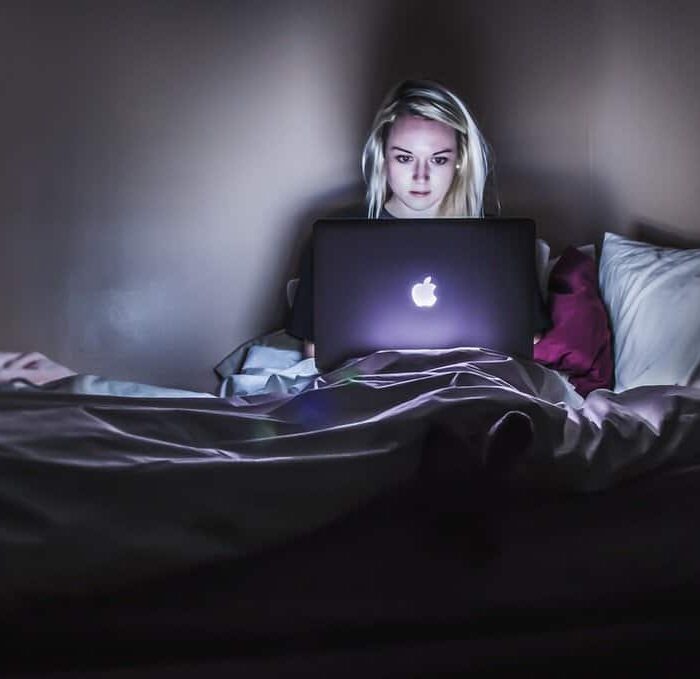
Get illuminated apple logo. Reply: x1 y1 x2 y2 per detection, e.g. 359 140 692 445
411 276 437 307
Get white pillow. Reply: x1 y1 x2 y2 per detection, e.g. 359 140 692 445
287 278 300 308
598 232 700 391
535 238 551 301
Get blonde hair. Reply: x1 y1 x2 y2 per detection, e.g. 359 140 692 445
361 79 492 219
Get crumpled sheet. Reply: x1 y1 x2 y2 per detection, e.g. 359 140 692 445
2 373 215 399
0 351 213 398
218 344 317 397
2 347 700 601
0 351 78 385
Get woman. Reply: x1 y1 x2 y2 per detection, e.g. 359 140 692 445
287 79 549 357
363 79 490 220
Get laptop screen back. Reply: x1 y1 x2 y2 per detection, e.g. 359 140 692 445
313 218 535 371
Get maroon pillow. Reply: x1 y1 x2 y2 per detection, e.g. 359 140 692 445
533 246 613 396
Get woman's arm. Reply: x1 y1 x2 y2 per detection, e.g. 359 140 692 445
286 240 315 348
303 341 315 359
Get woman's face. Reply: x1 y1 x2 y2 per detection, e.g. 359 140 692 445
384 114 458 218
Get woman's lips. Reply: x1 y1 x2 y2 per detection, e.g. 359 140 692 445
410 190 431 196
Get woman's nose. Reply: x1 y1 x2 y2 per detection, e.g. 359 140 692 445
413 160 430 181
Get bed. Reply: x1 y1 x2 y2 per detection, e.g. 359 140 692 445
3 232 700 676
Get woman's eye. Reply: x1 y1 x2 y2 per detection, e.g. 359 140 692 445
432 157 448 166
395 155 412 163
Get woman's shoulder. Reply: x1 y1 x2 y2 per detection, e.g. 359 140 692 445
323 202 369 219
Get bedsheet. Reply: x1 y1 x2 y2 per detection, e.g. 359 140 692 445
218 344 317 396
2 347 700 603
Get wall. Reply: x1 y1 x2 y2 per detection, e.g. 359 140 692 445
593 0 700 247
0 1 698 391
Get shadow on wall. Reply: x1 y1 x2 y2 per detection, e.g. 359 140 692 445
357 0 488 134
498 167 619 255
268 181 367 332
632 221 700 249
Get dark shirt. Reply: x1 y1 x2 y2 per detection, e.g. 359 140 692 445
286 205 551 342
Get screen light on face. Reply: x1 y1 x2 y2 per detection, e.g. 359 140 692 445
411 276 437 307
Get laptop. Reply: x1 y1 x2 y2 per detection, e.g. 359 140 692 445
313 218 535 372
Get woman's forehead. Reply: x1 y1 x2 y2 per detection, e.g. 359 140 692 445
387 114 456 151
